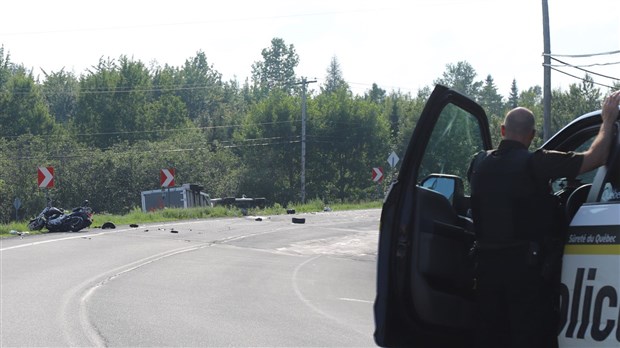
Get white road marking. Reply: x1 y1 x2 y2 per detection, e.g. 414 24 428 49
339 297 373 304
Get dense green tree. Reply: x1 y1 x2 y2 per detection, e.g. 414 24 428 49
151 63 180 99
114 56 153 142
550 75 601 135
434 61 483 99
177 51 224 127
322 56 348 94
251 38 300 99
508 79 519 109
41 69 79 125
235 89 301 203
479 75 504 119
519 86 544 147
0 67 56 136
365 83 387 104
311 88 390 201
0 45 12 89
74 57 121 147
394 87 429 153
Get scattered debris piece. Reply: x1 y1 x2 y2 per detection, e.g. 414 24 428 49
101 222 116 229
255 217 263 221
170 229 179 234
292 217 306 224
144 229 149 232
323 206 332 212
130 224 139 228
287 209 296 214
9 230 19 235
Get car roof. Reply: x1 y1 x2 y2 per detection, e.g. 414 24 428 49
542 109 602 149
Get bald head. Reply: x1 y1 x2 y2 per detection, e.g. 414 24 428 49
502 107 536 145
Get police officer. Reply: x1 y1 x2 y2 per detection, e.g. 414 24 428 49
468 90 620 348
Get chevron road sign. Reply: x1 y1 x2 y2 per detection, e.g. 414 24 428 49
37 166 54 188
160 168 176 187
372 167 384 183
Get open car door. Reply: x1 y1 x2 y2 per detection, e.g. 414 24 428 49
374 85 493 347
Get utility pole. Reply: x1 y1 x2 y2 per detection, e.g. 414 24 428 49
296 77 316 204
542 0 552 141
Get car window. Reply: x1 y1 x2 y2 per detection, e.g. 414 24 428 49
600 133 620 203
550 134 598 194
418 103 485 195
573 136 598 185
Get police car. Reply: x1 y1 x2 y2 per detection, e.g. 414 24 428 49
374 85 620 347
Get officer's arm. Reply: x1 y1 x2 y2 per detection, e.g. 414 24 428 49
579 91 619 174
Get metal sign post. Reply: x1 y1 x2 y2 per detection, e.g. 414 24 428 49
13 197 21 221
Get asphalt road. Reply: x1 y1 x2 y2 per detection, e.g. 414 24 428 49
0 209 380 347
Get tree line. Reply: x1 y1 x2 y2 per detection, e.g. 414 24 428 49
0 38 617 223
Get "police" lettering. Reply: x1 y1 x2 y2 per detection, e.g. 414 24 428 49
559 267 619 342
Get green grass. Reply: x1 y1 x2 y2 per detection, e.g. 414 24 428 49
0 200 382 237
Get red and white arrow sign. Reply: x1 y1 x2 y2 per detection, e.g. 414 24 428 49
160 168 175 187
372 167 384 183
38 166 55 188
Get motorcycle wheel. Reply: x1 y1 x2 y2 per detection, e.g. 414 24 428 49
28 218 45 231
70 216 86 232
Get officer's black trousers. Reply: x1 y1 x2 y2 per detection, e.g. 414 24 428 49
475 247 558 348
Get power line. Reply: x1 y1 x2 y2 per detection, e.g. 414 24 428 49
547 61 620 68
549 67 615 89
0 120 300 139
544 50 620 58
9 137 303 161
11 83 228 96
547 56 620 81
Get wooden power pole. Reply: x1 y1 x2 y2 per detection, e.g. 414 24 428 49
542 0 552 141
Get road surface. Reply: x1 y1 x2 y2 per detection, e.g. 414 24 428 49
1 209 380 347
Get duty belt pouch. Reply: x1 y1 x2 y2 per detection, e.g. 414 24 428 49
527 241 541 266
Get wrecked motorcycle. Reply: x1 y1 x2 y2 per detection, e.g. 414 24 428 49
28 200 93 232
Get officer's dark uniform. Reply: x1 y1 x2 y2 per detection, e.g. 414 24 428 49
468 139 583 348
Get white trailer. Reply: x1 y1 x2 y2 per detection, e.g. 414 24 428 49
141 184 211 212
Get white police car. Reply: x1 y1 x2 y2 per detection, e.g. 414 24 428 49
374 85 620 347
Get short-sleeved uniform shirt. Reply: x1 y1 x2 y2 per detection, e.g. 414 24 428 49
492 140 584 187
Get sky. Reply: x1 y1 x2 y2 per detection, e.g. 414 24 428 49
1 0 619 97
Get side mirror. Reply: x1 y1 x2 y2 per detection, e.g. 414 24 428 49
420 174 463 206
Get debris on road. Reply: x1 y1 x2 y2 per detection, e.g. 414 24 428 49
9 230 29 237
101 222 116 229
130 224 139 228
292 217 306 224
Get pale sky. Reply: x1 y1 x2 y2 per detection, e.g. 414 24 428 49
1 0 619 97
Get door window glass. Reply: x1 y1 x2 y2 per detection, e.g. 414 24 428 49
600 133 620 203
418 103 485 195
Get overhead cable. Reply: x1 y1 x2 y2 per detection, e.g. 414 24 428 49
548 56 620 81
549 67 615 89
547 61 620 68
544 50 620 58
